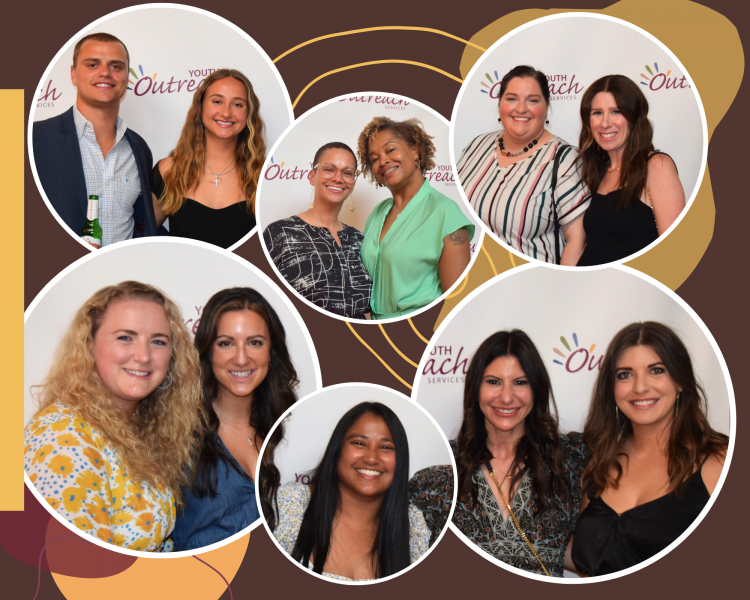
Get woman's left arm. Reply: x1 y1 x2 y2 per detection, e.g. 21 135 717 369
439 227 471 291
647 154 685 235
560 215 586 266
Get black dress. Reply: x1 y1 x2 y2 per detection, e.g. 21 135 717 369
572 468 710 575
577 153 678 266
150 163 256 249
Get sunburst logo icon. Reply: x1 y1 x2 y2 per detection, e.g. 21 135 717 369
640 63 671 86
553 333 602 373
127 65 157 91
479 71 501 95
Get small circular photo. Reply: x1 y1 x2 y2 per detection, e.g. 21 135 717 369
257 93 482 323
451 13 705 267
258 383 456 583
414 265 732 581
30 5 292 250
24 239 320 556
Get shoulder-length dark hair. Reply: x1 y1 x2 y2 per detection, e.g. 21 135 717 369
157 69 266 216
582 322 728 498
578 74 654 209
191 287 298 528
291 402 411 578
456 330 571 512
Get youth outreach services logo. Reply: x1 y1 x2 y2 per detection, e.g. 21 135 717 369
552 333 602 373
263 157 311 183
37 79 63 108
479 71 584 100
127 65 220 96
423 345 469 384
639 62 690 91
339 95 410 110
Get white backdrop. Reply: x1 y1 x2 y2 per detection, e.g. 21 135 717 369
452 15 705 203
414 266 731 440
31 5 292 175
23 240 320 424
256 93 480 246
271 384 453 486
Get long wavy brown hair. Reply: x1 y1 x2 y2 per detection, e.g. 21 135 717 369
191 288 299 530
578 75 654 209
157 69 266 215
356 116 436 188
34 281 203 502
456 330 571 513
581 322 728 498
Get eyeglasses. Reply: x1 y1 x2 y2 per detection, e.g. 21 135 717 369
313 163 358 182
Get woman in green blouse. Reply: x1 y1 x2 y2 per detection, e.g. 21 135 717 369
356 117 474 320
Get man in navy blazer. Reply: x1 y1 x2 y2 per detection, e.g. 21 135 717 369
32 32 158 244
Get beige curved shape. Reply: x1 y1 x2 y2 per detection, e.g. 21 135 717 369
457 0 744 290
51 534 249 599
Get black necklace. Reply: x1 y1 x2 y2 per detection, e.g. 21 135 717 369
498 130 543 157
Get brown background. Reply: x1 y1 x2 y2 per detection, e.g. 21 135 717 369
6 0 748 597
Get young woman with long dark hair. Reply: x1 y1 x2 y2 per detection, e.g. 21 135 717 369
273 402 430 580
569 322 727 575
171 287 298 551
411 330 587 576
576 75 685 265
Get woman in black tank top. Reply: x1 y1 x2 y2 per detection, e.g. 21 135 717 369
575 75 685 266
568 322 728 576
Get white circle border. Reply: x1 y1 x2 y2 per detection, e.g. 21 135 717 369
22 236 323 559
411 262 736 583
448 11 709 272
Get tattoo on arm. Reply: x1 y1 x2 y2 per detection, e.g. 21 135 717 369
449 228 469 245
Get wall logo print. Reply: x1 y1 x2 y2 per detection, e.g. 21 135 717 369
553 333 602 373
479 71 583 100
127 65 220 96
639 63 690 91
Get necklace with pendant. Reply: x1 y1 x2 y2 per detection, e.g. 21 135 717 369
214 405 254 446
205 160 237 187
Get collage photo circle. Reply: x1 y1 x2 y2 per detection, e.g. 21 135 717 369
18 2 740 596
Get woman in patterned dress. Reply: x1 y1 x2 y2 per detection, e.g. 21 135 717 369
272 402 430 580
411 330 587 576
456 65 589 265
24 281 202 551
263 142 373 319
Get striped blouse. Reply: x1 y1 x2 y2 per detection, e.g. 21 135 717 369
456 132 590 263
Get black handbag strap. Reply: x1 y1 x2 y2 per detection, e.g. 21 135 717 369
550 143 570 265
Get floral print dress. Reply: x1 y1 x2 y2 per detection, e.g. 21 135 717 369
24 402 176 552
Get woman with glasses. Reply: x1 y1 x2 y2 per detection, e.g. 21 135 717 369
263 142 372 319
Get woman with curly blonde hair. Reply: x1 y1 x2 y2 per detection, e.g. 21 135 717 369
24 281 202 552
357 117 474 320
151 69 266 248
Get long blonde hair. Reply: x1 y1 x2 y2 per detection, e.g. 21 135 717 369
35 281 203 503
158 69 267 215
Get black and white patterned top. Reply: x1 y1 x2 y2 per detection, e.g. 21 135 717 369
263 216 372 319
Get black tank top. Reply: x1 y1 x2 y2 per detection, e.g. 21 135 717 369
572 468 710 576
577 153 673 266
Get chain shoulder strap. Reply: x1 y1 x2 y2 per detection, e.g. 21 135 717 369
485 462 551 577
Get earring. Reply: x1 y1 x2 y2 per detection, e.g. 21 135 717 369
545 119 549 124
308 186 314 209
675 392 680 415
158 371 173 390
349 189 355 213
615 405 619 420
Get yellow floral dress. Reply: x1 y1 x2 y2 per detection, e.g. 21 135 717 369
24 402 176 552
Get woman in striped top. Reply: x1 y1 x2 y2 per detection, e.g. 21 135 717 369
456 66 590 265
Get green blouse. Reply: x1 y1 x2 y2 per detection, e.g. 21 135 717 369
361 179 475 320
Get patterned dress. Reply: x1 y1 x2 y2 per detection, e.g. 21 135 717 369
263 216 372 319
24 402 176 552
410 435 587 577
274 482 431 581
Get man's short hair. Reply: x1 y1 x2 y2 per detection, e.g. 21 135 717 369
72 33 130 68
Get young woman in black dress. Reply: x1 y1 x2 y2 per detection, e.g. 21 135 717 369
576 75 685 265
151 69 265 248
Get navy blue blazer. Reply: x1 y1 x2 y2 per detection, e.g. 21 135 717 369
32 106 158 239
